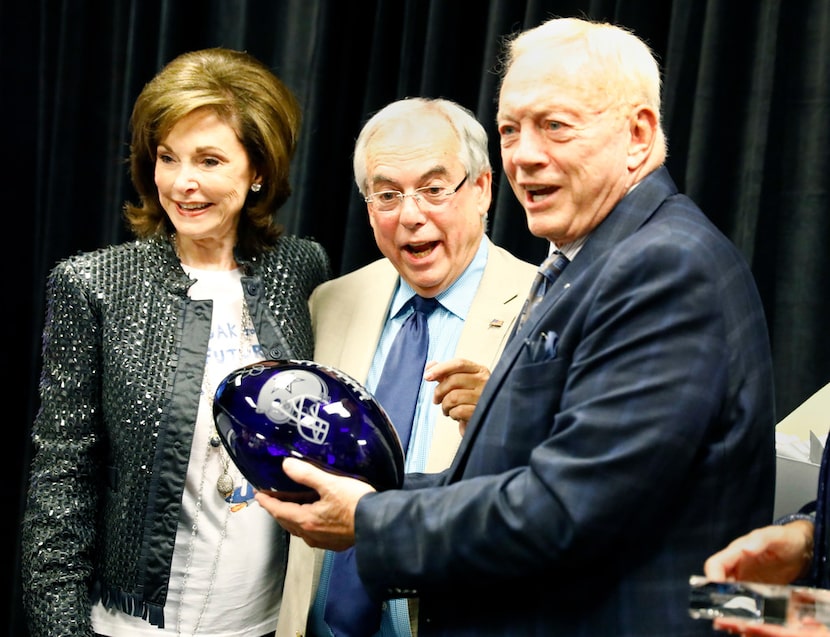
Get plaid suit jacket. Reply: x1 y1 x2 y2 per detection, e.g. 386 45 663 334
355 167 777 636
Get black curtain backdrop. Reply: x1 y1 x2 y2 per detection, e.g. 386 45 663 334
4 1 829 634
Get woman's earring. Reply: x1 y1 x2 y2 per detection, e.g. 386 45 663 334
250 183 262 193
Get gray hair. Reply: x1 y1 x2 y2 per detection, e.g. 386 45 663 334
353 97 491 196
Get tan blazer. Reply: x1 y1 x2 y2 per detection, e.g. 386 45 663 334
275 241 537 637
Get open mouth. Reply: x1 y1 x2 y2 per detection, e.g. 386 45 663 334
178 202 211 211
405 241 437 258
527 186 557 203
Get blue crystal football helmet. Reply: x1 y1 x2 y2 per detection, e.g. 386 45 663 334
213 359 405 502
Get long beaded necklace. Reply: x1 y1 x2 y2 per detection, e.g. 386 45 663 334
177 297 257 637
172 234 259 636
177 437 233 637
172 232 246 501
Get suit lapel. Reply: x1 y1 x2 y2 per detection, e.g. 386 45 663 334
425 244 537 472
447 168 680 480
313 260 397 383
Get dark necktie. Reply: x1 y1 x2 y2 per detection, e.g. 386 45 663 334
517 251 569 329
373 294 439 449
323 294 439 637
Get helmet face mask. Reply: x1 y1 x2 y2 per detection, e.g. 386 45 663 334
213 359 405 502
254 370 331 443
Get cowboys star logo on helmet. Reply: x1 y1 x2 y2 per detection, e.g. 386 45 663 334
254 370 331 444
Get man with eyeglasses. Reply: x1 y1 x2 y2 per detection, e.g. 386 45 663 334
275 97 537 637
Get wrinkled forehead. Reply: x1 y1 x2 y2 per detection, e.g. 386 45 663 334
500 47 617 115
365 114 461 177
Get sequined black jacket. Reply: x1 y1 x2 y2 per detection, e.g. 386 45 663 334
21 234 331 637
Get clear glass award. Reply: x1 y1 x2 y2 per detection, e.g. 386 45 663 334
689 575 830 627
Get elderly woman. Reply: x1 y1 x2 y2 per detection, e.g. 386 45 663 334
21 47 330 637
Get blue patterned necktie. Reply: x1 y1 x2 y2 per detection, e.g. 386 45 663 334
517 251 569 328
323 294 439 637
373 294 439 450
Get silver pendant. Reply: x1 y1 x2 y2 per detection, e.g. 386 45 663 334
216 472 234 497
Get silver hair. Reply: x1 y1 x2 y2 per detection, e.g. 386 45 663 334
352 97 491 197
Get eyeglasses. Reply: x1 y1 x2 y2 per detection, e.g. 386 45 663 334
364 174 468 213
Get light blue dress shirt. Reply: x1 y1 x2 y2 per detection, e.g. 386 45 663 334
308 238 491 637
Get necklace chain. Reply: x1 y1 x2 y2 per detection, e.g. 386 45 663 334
177 437 232 637
174 249 257 637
